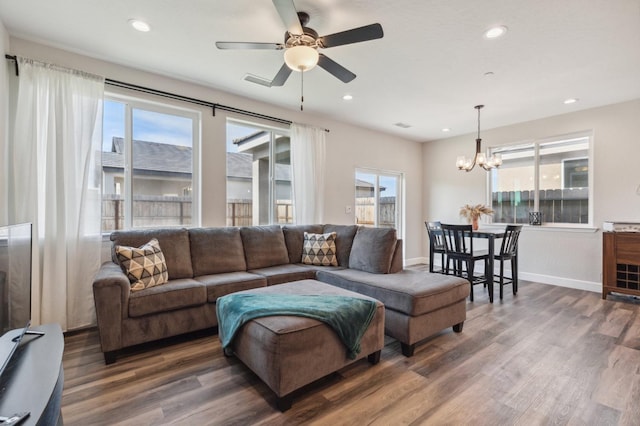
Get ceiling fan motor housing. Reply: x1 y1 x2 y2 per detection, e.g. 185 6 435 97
284 28 319 48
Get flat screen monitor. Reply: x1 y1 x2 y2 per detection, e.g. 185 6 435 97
0 321 30 379
0 223 32 335
0 223 33 379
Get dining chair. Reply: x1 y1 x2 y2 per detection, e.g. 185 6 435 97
424 221 447 274
441 224 492 302
494 224 522 299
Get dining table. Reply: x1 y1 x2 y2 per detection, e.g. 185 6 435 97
469 227 506 302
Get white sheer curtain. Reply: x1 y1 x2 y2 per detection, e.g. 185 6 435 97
290 123 326 224
7 57 104 330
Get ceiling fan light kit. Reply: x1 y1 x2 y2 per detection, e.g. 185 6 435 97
456 105 503 172
284 45 319 71
216 0 383 110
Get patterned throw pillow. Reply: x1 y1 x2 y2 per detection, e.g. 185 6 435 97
302 232 338 266
115 238 169 291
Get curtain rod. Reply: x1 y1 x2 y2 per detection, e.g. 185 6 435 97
5 54 329 132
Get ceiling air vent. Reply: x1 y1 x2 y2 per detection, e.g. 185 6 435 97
393 122 412 129
243 74 273 87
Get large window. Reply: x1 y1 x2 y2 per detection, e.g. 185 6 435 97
102 96 200 231
226 121 292 226
355 169 403 234
490 132 592 225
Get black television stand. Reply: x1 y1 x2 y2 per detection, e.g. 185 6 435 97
0 324 64 425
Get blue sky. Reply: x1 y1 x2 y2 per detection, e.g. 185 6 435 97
103 100 261 153
102 100 193 151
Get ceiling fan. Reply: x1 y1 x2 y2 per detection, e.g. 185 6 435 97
215 0 384 87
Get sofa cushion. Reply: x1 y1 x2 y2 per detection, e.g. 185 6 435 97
316 269 469 316
282 224 324 263
248 264 317 286
195 271 267 302
302 232 338 266
348 227 397 274
240 225 290 270
323 224 358 267
189 227 247 275
115 238 169 291
111 228 193 279
128 278 207 317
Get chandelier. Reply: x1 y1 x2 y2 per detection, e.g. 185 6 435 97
456 105 502 172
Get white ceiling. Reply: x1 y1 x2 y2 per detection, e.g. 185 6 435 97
1 0 639 142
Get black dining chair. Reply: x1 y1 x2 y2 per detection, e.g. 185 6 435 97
441 224 493 302
494 225 522 299
424 221 447 274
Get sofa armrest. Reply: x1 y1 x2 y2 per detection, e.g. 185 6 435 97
93 261 131 353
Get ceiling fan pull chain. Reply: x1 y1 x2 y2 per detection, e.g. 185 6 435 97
300 70 304 111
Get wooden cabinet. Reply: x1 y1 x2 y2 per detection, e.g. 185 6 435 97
603 232 640 299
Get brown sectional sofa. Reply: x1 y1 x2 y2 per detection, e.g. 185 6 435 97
93 224 469 364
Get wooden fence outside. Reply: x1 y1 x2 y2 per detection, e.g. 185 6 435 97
103 195 292 230
355 196 396 228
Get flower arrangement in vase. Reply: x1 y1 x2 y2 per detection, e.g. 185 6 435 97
459 204 494 230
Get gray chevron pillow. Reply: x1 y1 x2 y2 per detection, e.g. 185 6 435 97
115 238 169 291
302 232 338 266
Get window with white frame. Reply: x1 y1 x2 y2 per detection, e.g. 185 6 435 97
102 96 200 231
226 120 292 226
355 169 403 234
489 132 592 225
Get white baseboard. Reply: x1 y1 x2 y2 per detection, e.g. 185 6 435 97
419 259 601 294
518 271 601 293
404 257 428 267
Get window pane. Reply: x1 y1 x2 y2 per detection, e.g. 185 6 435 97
378 175 398 229
355 172 376 227
538 137 589 224
131 108 193 228
490 144 535 224
226 122 290 226
274 133 292 224
102 100 125 231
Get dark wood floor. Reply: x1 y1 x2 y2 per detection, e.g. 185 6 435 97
61 277 640 425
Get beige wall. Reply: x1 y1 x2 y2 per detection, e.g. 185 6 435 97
0 20 9 225
7 37 424 262
423 99 640 291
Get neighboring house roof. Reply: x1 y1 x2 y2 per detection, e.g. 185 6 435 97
233 130 268 146
104 137 192 174
103 137 291 181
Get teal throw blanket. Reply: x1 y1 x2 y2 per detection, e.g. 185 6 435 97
216 294 377 359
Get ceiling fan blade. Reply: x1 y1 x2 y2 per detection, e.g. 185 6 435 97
271 63 293 86
318 23 384 48
272 0 303 35
317 54 356 83
216 41 284 50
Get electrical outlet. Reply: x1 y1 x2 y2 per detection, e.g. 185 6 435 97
345 205 352 214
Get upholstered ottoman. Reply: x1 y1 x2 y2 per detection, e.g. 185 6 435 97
316 269 470 356
221 279 384 411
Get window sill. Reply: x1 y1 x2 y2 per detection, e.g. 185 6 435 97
484 223 599 233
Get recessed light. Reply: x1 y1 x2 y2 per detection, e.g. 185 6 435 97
442 128 451 132
564 98 579 104
129 19 151 32
342 94 353 101
484 25 507 39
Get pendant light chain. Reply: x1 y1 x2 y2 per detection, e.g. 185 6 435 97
300 70 304 111
477 105 481 140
